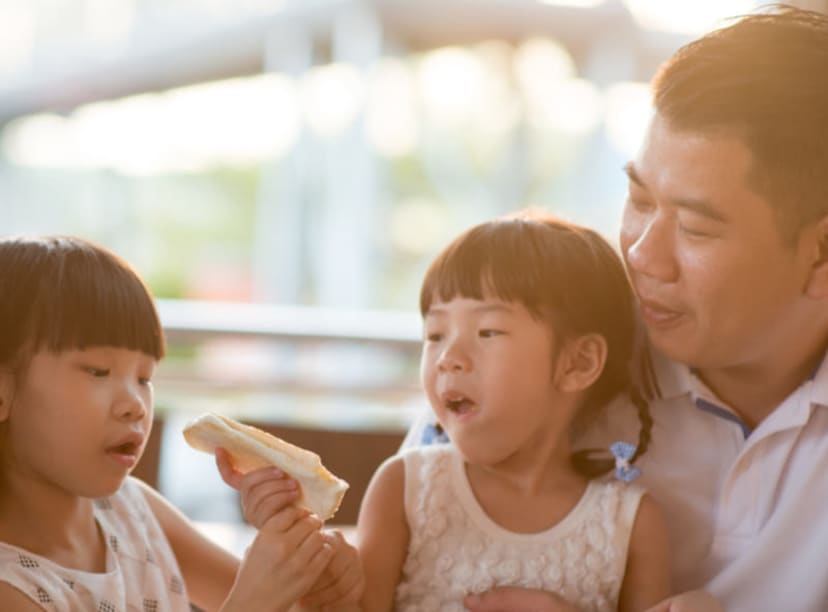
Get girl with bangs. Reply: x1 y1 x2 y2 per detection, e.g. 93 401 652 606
357 211 671 611
0 236 360 611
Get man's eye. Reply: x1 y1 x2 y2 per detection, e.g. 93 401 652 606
626 196 653 212
425 333 443 342
678 223 714 239
138 377 153 386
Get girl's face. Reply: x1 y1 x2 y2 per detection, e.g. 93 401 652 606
3 346 155 498
420 295 575 467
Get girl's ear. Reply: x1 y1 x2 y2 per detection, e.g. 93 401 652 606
554 334 608 394
804 213 828 299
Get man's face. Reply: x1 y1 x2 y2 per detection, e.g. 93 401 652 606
620 113 815 372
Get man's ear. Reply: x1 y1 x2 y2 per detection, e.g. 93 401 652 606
804 213 828 299
0 369 13 422
554 334 608 394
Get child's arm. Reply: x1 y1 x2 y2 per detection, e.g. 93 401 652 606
138 480 331 611
138 479 239 608
356 455 409 612
0 583 45 611
618 493 672 612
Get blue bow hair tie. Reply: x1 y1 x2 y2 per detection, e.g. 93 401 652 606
421 422 450 445
609 441 641 483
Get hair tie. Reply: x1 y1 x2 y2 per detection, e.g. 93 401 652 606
609 441 641 482
421 422 450 445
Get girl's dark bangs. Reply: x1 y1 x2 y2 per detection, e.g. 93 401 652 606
421 222 551 315
32 250 165 359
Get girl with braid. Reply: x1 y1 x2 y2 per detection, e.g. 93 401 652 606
356 210 671 611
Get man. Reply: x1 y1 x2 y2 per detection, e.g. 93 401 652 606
407 6 828 611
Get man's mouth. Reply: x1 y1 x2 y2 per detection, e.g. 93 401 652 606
638 298 684 326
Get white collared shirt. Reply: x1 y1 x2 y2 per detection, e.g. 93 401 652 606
403 349 828 611
629 350 828 612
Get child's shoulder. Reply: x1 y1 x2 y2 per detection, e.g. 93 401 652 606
584 478 650 524
398 442 455 461
397 443 456 474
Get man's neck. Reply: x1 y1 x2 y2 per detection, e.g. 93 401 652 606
696 337 827 430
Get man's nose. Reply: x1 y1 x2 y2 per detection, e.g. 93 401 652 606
625 213 678 283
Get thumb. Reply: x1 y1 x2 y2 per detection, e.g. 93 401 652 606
215 447 244 489
464 592 503 612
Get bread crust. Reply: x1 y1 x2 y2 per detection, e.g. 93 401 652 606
182 413 349 520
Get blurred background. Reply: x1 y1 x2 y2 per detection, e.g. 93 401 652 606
2 0 825 535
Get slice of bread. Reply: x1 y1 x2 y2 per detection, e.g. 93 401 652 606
182 413 349 521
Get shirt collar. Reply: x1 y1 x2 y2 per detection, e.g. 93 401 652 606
648 345 693 401
649 343 828 411
808 351 828 409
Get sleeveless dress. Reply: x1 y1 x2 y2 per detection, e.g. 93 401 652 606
396 446 645 612
0 476 190 612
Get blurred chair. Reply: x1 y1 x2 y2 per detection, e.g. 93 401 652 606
243 421 405 525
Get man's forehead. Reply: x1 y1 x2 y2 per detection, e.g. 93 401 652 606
629 117 756 197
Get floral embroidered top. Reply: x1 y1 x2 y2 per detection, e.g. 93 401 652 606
0 477 189 612
396 446 645 612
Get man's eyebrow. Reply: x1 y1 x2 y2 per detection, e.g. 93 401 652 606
623 162 729 223
671 196 729 223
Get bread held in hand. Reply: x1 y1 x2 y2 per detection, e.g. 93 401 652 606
182 413 349 521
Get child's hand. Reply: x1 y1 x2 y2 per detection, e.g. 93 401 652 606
215 447 301 528
464 588 579 612
300 530 364 609
222 506 334 612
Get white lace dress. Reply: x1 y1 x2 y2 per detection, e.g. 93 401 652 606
0 477 189 612
396 446 645 612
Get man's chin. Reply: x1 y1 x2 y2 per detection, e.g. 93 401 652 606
646 328 702 366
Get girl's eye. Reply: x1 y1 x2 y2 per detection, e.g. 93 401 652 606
479 329 503 338
425 332 443 342
85 367 110 378
138 377 153 386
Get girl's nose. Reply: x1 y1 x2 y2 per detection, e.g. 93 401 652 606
114 388 148 421
437 340 471 372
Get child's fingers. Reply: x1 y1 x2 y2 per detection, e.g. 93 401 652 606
301 531 363 606
242 476 301 527
302 567 363 607
238 466 289 499
260 504 312 535
299 539 335 585
214 448 244 489
302 559 364 607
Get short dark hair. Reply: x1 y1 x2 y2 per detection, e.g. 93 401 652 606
652 5 828 239
420 210 652 477
0 236 165 371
